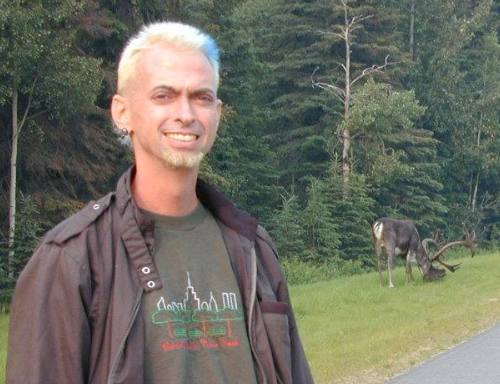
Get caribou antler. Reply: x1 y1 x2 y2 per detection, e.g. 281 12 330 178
423 230 476 272
431 230 476 261
422 238 462 273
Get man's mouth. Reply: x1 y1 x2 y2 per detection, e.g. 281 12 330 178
164 133 198 142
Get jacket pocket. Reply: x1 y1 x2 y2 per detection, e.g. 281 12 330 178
260 301 293 384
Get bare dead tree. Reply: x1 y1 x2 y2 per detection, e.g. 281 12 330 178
470 112 484 213
311 0 396 190
409 0 415 61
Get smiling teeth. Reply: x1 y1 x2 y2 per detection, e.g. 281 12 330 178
167 133 197 142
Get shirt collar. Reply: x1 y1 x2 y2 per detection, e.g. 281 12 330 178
115 166 258 242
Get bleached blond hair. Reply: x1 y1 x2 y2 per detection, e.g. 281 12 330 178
117 22 220 94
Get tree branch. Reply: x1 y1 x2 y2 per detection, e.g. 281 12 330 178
351 55 398 86
25 109 49 122
349 15 373 32
17 77 39 134
317 29 345 41
311 67 346 102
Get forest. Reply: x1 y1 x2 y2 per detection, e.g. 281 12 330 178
0 0 499 299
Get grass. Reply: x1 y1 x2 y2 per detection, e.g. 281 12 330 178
0 251 498 384
0 314 7 384
291 250 500 384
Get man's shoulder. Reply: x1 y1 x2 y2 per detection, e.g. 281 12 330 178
255 225 279 259
256 225 273 246
44 192 115 246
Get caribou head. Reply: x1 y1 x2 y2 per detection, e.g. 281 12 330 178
372 218 476 287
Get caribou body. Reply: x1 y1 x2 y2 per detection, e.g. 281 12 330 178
372 218 445 287
372 218 476 287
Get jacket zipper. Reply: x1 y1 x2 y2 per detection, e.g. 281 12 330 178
107 290 143 384
248 246 267 384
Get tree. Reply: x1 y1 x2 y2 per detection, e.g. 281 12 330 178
408 0 497 238
232 0 341 188
344 79 446 233
444 26 500 240
0 193 42 300
302 177 340 263
0 0 102 275
311 0 396 189
323 169 376 266
269 192 307 260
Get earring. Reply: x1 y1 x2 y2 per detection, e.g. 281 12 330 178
120 127 129 137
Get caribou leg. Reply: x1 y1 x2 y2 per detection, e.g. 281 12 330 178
387 248 396 288
375 243 385 286
405 251 415 283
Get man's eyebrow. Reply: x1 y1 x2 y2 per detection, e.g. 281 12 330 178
150 85 216 96
151 85 178 93
190 88 217 96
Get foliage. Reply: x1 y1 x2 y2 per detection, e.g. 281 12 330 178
0 0 499 290
323 170 377 265
302 178 341 263
408 0 499 237
281 257 365 285
269 192 307 260
345 79 448 233
0 1 102 117
0 194 42 308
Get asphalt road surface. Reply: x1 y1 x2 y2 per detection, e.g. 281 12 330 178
387 324 500 384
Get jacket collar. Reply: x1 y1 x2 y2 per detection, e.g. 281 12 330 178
115 166 258 242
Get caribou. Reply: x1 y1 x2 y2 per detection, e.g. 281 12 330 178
371 218 476 287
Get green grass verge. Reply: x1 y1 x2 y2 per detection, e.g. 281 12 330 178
0 251 498 384
291 250 500 384
0 313 7 384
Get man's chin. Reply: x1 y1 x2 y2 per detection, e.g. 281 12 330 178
161 151 205 169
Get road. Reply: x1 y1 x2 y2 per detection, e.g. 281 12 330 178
387 324 500 384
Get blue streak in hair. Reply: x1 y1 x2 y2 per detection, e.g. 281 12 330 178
203 36 220 66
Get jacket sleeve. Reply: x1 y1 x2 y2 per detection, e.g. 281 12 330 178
6 242 92 384
256 226 315 384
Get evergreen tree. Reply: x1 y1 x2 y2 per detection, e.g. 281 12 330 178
302 177 341 263
444 26 500 241
408 0 498 238
233 0 343 188
322 169 376 266
269 192 307 260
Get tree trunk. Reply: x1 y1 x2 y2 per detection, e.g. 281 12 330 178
8 84 19 279
409 0 415 61
471 117 482 213
471 172 479 213
342 3 351 188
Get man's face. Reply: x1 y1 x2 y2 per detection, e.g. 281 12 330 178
120 44 221 169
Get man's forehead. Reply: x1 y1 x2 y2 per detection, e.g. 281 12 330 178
132 43 217 87
137 43 212 72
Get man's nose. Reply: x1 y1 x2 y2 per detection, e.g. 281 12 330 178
174 96 195 125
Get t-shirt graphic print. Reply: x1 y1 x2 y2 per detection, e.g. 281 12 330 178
151 271 244 352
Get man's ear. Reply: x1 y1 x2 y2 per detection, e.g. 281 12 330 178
111 94 131 133
216 99 223 129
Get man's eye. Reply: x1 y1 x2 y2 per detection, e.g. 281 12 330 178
198 94 214 103
153 93 173 102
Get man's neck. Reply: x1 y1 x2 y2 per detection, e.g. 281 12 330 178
132 160 199 217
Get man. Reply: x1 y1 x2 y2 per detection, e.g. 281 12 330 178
7 22 314 384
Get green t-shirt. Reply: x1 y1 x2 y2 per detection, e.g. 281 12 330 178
141 203 258 384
